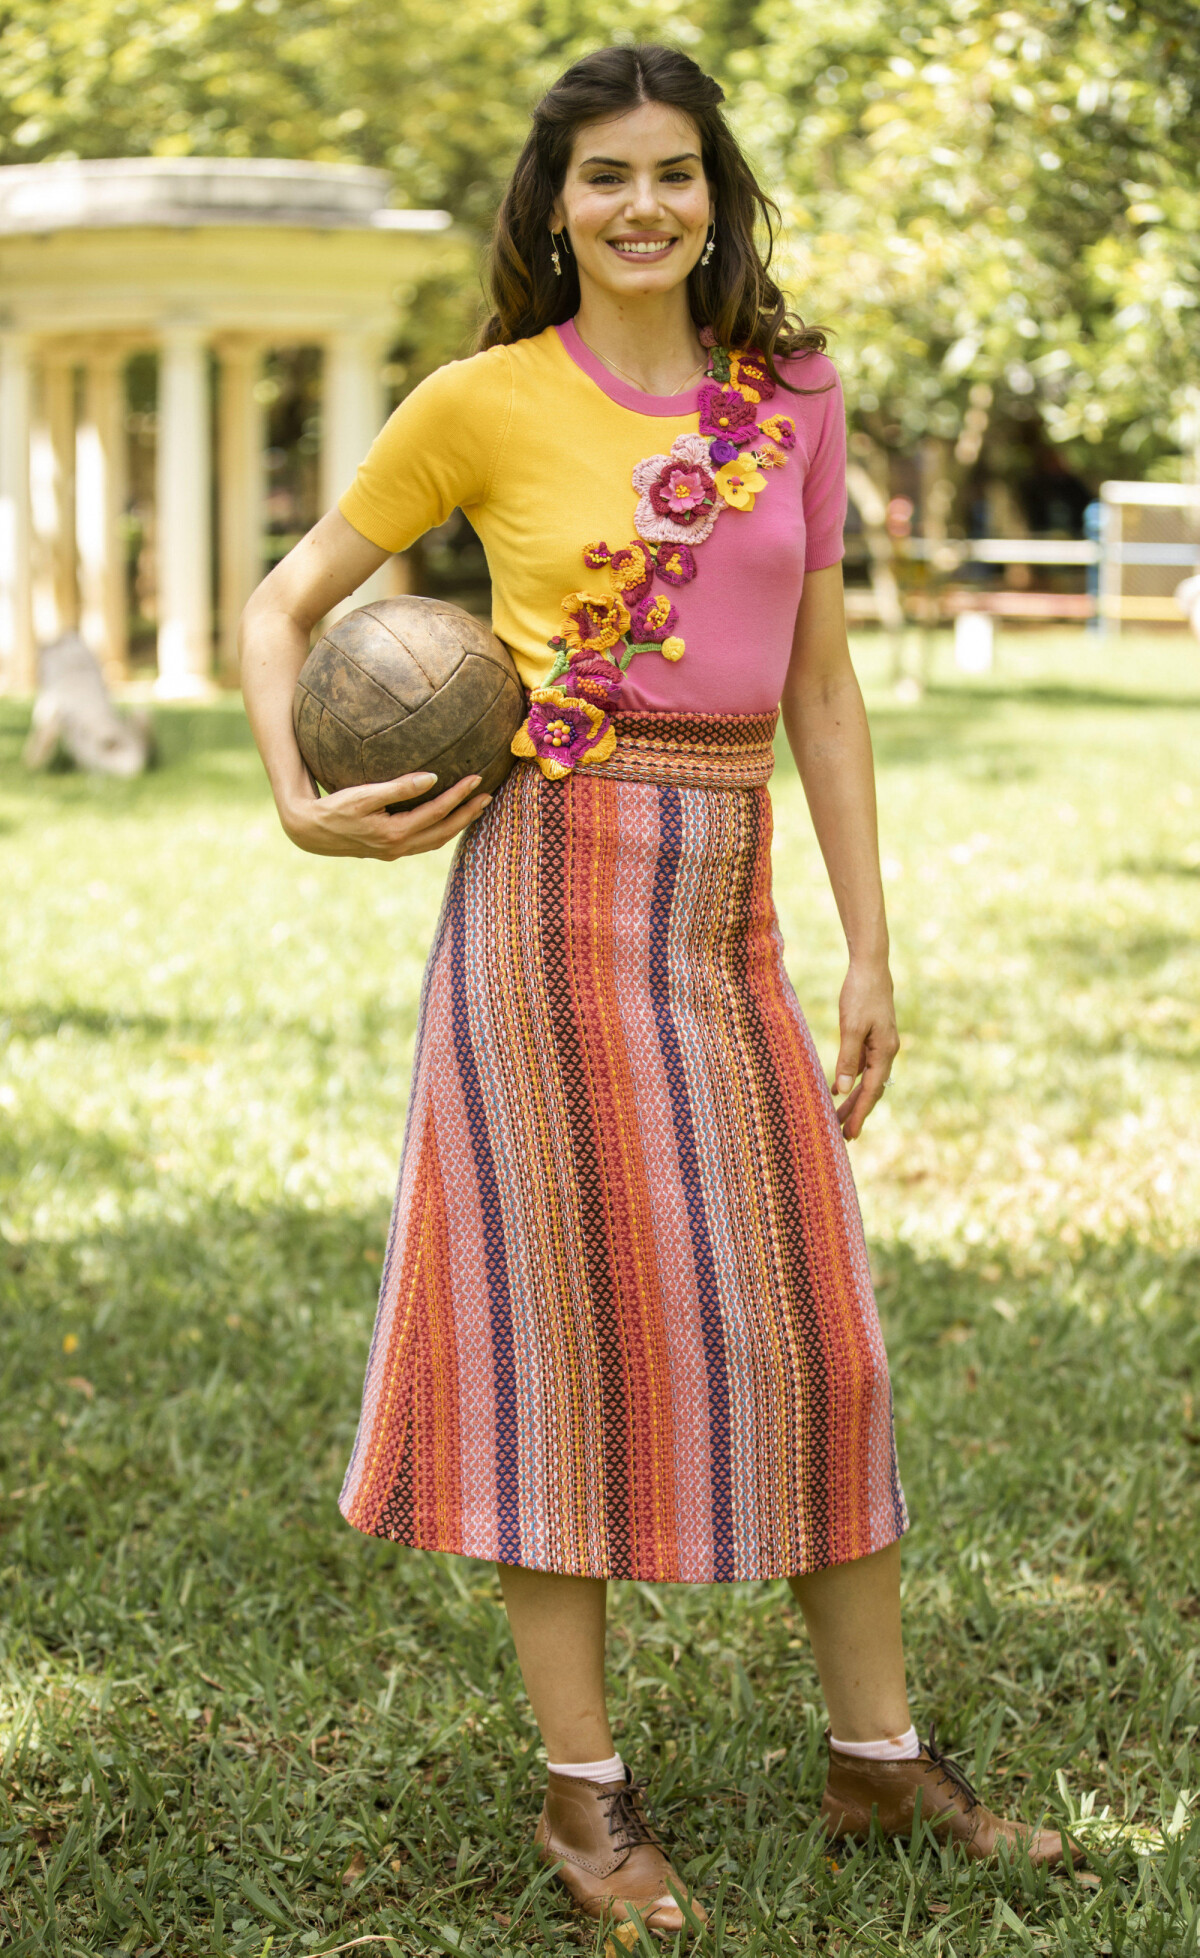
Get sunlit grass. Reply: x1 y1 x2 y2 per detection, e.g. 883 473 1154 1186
1 627 1198 1955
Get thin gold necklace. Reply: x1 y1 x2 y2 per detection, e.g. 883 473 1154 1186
576 326 709 397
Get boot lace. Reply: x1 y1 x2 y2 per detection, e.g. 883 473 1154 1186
924 1726 980 1813
597 1776 664 1850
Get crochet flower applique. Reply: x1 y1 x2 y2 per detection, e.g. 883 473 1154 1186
632 435 720 545
510 685 617 780
511 337 796 779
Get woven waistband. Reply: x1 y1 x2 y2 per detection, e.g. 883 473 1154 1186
546 709 779 789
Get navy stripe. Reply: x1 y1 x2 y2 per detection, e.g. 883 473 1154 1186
445 854 522 1565
647 784 735 1580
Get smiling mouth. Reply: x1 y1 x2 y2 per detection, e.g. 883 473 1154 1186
607 237 677 259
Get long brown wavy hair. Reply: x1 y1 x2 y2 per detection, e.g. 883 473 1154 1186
478 43 827 391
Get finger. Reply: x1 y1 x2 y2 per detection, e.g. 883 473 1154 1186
388 773 490 824
843 1062 894 1139
344 771 444 811
832 1038 865 1098
390 778 492 834
390 793 492 854
835 1081 865 1135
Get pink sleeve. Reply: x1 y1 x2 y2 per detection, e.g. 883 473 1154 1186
800 363 847 571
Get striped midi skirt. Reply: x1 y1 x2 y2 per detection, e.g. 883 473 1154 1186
340 709 908 1582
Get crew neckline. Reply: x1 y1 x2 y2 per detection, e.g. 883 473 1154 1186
555 317 705 418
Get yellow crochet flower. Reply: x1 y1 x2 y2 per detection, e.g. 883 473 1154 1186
661 636 685 661
713 457 766 511
760 413 797 451
560 590 630 656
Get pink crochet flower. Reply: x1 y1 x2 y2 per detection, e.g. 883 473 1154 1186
651 465 711 520
697 383 758 445
511 686 617 780
566 657 624 710
654 543 698 586
632 436 722 545
628 592 680 644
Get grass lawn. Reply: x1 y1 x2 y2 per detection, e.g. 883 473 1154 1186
1 627 1198 1956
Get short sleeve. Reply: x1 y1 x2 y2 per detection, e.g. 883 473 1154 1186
337 346 513 554
799 362 847 572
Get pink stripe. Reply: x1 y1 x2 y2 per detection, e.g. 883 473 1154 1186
612 782 715 1582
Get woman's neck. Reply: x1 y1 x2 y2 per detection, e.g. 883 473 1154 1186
572 286 706 397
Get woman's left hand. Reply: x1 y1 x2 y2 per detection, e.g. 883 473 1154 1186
831 958 899 1140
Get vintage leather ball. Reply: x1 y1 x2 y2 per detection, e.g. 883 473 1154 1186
293 596 525 809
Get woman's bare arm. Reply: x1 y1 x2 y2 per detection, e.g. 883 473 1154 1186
238 508 492 859
780 562 898 1138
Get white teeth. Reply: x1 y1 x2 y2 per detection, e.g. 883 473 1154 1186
611 240 673 255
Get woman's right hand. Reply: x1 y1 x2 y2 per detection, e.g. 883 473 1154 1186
281 771 493 859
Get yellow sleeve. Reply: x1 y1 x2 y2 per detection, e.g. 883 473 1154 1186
337 345 513 553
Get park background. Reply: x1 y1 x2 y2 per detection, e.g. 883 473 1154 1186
2 3 1199 1954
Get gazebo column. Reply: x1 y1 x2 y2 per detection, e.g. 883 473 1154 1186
216 340 265 682
156 325 214 696
321 330 407 614
76 350 129 684
0 331 35 693
31 352 78 646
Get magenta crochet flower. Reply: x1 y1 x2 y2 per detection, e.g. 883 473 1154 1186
654 543 698 586
697 383 758 445
628 592 680 644
511 686 616 780
566 657 624 710
632 435 722 545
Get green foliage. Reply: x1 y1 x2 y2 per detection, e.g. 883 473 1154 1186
734 1 1200 471
2 2 1197 459
0 631 1198 1952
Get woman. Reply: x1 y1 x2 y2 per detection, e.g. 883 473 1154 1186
241 43 1077 1935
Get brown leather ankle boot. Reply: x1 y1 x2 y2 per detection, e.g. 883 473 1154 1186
534 1766 708 1933
820 1728 1084 1867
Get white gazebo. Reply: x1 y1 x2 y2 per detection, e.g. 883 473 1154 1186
0 157 464 695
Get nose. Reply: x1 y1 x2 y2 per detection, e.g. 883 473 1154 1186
623 174 664 222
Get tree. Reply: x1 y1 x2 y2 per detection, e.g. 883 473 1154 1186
3 0 1197 486
727 0 1200 486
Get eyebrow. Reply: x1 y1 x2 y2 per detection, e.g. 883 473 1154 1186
578 152 702 168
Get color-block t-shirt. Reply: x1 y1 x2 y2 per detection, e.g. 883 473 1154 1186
338 318 846 716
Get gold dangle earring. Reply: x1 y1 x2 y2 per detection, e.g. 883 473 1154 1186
551 230 564 277
700 221 716 268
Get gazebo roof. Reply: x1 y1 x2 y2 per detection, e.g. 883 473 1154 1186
0 157 451 234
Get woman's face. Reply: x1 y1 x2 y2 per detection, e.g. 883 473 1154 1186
550 101 714 302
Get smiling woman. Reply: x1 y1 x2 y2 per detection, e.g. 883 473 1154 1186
481 42 827 386
238 38 1082 1940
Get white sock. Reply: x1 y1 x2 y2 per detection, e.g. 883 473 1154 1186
546 1752 625 1783
830 1725 920 1761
